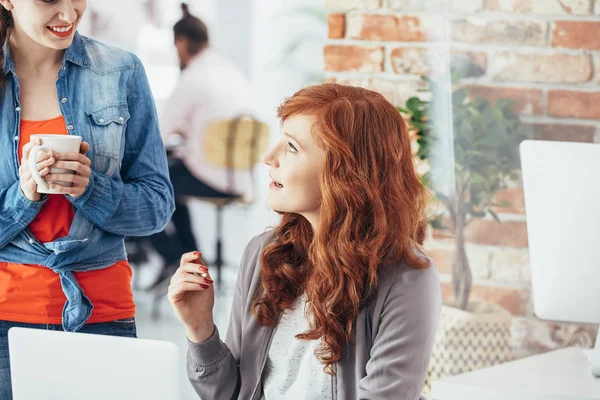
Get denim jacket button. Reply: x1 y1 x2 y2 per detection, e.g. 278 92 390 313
13 136 18 141
28 238 34 244
67 125 74 130
15 106 21 112
61 98 68 103
99 119 105 123
119 117 124 122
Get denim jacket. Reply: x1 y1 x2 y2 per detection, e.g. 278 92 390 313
0 33 175 332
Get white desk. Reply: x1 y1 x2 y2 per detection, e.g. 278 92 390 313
431 347 600 400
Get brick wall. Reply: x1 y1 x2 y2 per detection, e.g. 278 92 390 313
325 0 599 356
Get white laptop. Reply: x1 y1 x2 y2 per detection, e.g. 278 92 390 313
8 327 181 400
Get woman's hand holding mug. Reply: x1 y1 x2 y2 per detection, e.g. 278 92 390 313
26 135 91 198
19 138 55 202
45 141 92 198
168 251 216 343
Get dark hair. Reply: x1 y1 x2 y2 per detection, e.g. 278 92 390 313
0 6 13 89
173 3 209 55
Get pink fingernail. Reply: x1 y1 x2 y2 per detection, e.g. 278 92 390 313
200 284 209 289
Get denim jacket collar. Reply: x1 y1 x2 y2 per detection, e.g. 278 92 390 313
2 40 14 76
2 32 89 76
64 32 90 68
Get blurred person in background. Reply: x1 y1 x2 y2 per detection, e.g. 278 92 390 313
0 0 174 398
148 2 253 289
168 83 442 400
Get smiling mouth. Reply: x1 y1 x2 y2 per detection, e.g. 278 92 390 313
47 24 74 36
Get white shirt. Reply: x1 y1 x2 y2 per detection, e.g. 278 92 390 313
160 49 253 197
260 293 332 400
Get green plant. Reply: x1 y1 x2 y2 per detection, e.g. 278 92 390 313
399 78 530 310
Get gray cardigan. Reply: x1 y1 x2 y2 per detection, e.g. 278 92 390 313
187 231 442 400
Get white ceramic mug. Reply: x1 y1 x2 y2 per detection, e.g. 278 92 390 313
28 134 82 194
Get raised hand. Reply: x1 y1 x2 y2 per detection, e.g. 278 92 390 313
168 251 216 343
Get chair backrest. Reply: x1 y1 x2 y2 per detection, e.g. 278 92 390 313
202 116 270 199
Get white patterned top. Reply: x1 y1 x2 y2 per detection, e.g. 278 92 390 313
260 293 332 400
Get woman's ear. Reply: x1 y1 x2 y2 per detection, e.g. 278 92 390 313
0 1 14 12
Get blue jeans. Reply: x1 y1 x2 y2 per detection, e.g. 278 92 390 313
0 318 137 400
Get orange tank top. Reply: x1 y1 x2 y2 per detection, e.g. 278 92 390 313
0 116 135 324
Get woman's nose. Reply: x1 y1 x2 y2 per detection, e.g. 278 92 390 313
262 147 278 168
58 0 78 23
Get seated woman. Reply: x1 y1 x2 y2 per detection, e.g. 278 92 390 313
167 83 442 399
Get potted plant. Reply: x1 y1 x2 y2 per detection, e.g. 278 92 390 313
399 77 530 392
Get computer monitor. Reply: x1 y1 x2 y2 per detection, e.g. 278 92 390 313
9 327 181 400
520 139 600 377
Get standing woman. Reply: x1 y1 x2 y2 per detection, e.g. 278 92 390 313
0 0 174 398
169 83 442 399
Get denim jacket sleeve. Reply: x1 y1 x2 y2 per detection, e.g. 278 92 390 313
68 57 175 236
0 181 46 249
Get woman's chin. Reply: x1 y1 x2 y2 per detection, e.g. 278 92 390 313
266 198 287 214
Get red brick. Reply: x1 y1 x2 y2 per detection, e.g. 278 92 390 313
465 220 529 248
391 0 483 12
548 91 600 120
487 0 592 15
432 215 528 248
323 45 384 73
432 228 455 241
425 245 453 275
452 50 487 78
426 238 531 283
466 86 543 115
325 0 381 11
452 18 547 46
491 52 592 83
492 187 526 214
552 21 600 50
326 77 423 107
441 282 529 315
390 47 430 75
328 14 345 39
512 317 599 357
530 123 596 143
347 14 441 42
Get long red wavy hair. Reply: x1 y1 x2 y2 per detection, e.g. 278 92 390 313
251 83 429 373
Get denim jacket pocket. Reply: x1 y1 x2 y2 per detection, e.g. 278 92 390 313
87 105 130 176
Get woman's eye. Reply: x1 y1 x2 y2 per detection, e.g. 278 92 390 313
287 142 298 153
41 0 58 4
